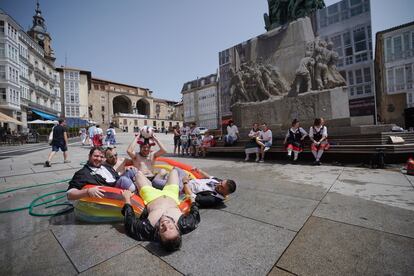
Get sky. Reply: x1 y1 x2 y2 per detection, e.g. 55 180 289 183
1 0 413 101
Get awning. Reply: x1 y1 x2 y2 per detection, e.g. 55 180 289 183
0 112 23 125
32 109 58 120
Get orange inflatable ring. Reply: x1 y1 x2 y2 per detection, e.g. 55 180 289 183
155 157 204 179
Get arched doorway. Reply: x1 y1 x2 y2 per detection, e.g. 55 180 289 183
136 99 150 116
113 95 132 114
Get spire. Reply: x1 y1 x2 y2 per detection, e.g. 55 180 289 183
36 0 41 15
31 0 46 33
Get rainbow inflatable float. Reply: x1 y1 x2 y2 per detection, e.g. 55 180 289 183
74 158 198 222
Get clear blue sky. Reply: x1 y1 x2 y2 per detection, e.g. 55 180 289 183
2 0 413 101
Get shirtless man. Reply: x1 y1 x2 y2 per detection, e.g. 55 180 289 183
126 133 167 179
121 169 200 251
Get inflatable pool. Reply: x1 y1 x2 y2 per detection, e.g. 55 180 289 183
75 185 192 222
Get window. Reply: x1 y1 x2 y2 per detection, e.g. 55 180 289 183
363 67 371 82
355 69 363 84
393 36 403 60
101 106 105 112
123 119 127 125
395 67 404 91
0 43 4 57
406 64 413 89
328 3 339 24
153 121 156 127
134 120 138 126
387 69 394 93
350 0 363 16
331 35 343 56
100 85 105 90
355 52 367 63
356 86 363 95
0 88 6 102
319 9 327 28
219 49 230 65
340 0 349 20
0 65 5 79
364 85 372 94
0 21 4 34
94 84 99 90
404 32 411 57
353 27 367 52
385 38 392 62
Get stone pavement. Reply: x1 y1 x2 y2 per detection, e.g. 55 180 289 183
0 133 413 275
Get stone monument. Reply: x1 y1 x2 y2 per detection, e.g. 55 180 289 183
219 15 350 132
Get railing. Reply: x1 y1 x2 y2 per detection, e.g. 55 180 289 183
34 67 50 82
35 85 51 97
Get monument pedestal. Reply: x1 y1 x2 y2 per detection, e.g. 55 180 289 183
232 87 350 132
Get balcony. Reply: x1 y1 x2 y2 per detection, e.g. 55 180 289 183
19 53 29 64
35 85 51 97
34 67 50 82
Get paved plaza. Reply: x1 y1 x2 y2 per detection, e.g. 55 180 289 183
0 133 413 275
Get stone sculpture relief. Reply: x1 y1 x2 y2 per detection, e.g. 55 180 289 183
289 38 346 96
229 61 289 106
264 0 326 31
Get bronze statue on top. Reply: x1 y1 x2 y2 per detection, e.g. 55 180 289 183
264 0 325 31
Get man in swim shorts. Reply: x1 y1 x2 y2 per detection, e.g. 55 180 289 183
121 169 200 251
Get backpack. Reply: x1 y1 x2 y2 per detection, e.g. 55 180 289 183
106 129 113 137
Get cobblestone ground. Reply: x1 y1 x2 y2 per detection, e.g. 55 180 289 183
0 133 413 275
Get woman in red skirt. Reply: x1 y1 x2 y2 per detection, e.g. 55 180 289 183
283 119 308 163
309 118 329 165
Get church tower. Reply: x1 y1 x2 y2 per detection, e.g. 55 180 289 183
27 0 55 64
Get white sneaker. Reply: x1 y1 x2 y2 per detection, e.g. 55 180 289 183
244 157 249 161
255 157 260 162
259 159 264 163
264 146 270 152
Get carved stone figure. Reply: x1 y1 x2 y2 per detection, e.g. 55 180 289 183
325 42 347 88
314 39 329 90
264 0 326 31
293 54 315 94
289 38 346 95
229 67 249 105
230 60 289 105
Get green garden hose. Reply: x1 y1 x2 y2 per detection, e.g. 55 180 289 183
0 179 73 216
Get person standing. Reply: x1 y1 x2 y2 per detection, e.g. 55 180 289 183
79 127 87 145
105 123 116 146
88 124 96 147
180 123 190 156
93 125 104 147
224 120 239 146
189 122 201 157
45 118 70 167
173 123 181 155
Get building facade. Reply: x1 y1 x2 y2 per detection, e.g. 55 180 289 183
375 21 414 127
89 77 180 132
0 5 61 132
182 74 219 130
315 0 375 118
56 67 91 125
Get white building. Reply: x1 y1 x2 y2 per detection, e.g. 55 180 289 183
316 0 375 118
56 67 91 125
375 21 414 127
0 4 61 132
182 74 219 130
